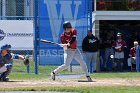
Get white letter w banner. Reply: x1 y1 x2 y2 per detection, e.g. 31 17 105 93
38 0 89 65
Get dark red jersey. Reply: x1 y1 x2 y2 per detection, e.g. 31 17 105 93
60 28 77 49
129 47 136 57
113 40 127 52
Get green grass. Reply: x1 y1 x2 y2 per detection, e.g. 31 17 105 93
2 60 140 92
9 72 46 80
9 60 140 80
9 71 140 80
0 86 140 93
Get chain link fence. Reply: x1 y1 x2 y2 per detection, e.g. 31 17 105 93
0 0 35 75
0 0 33 19
0 0 99 78
0 0 83 76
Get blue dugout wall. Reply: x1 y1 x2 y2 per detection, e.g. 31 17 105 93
34 0 92 74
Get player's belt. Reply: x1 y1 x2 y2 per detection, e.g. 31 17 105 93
68 48 76 50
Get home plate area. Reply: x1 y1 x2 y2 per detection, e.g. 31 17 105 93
1 74 140 88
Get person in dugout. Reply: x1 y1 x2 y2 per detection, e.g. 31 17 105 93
127 41 139 71
112 33 127 72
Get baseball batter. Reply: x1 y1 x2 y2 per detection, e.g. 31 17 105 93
0 44 29 81
51 21 92 81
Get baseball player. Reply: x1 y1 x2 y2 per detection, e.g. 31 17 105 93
0 44 29 81
51 21 92 81
112 33 127 71
127 41 139 71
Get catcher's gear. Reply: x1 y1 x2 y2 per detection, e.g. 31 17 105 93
0 77 9 82
0 62 5 67
0 64 12 82
23 55 29 66
1 44 11 50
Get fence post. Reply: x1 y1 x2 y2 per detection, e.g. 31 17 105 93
26 50 30 73
89 0 93 73
89 0 92 31
136 45 140 72
33 0 38 74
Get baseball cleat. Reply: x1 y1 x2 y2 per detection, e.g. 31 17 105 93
0 78 2 82
3 77 9 81
0 77 9 82
51 72 55 80
86 76 92 82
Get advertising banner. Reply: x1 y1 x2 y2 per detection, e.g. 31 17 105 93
0 20 33 50
38 0 88 65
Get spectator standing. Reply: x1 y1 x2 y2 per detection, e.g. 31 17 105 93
82 31 99 73
103 31 115 71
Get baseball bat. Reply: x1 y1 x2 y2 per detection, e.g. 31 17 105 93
38 39 60 45
37 39 68 50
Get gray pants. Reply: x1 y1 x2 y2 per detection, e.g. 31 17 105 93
104 48 114 68
54 48 89 76
84 52 97 73
113 58 124 71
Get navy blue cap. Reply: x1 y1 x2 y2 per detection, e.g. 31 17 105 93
1 44 11 50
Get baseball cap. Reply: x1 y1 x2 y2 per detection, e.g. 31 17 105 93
117 33 122 36
1 44 11 50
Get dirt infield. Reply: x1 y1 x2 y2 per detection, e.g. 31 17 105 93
1 77 140 89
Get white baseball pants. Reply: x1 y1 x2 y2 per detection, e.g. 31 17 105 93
54 48 89 76
0 64 8 73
